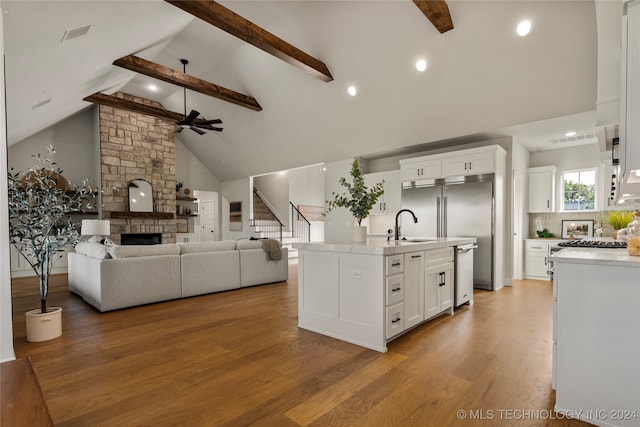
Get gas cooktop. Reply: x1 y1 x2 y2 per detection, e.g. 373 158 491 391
557 240 627 249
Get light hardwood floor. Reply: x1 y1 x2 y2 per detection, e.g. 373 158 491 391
11 266 588 426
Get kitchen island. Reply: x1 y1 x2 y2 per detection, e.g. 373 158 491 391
295 237 476 352
550 248 640 427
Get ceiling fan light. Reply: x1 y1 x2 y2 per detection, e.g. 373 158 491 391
517 20 531 37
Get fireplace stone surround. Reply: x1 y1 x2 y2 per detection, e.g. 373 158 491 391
98 93 177 244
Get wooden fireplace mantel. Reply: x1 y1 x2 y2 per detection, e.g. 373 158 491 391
109 212 175 220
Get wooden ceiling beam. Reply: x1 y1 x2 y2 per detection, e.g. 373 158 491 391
164 0 333 82
413 0 454 34
83 92 212 126
113 55 262 112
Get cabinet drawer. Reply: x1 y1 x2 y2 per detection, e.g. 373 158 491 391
385 302 404 339
385 255 404 275
525 240 549 252
425 247 454 267
386 274 404 306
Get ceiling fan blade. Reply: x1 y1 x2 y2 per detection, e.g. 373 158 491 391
190 126 206 135
182 109 200 124
210 127 223 132
198 118 223 125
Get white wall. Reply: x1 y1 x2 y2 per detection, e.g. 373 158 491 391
253 172 289 226
323 158 357 243
511 140 530 280
175 138 220 192
529 143 610 211
1 11 16 362
289 164 325 241
220 178 253 240
8 108 97 185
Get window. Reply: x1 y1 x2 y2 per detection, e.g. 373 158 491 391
562 169 597 211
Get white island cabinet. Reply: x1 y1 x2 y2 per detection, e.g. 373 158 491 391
295 237 475 352
550 249 640 426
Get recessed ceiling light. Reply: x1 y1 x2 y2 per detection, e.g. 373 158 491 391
147 84 158 92
347 86 357 96
517 20 531 37
416 59 427 72
622 193 632 197
565 131 577 137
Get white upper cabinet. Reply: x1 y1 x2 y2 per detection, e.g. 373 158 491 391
364 170 402 214
399 158 442 181
527 166 556 213
400 145 503 183
442 151 495 177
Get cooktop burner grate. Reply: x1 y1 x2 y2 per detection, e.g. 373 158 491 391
557 240 627 249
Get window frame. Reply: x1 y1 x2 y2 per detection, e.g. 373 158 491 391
561 167 599 212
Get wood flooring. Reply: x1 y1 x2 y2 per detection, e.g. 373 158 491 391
11 266 588 426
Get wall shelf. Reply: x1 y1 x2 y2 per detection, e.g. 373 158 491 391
109 212 174 220
176 196 197 201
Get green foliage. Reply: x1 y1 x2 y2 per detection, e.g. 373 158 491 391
563 178 595 211
325 159 384 226
605 210 635 230
536 228 555 238
8 146 96 313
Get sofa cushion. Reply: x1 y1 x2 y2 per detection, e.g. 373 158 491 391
108 244 181 259
235 240 263 250
178 241 236 254
75 242 110 259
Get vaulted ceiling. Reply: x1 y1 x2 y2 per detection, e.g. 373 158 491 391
4 1 605 181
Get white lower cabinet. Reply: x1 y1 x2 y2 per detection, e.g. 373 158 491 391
524 239 562 280
403 251 425 329
385 302 404 339
10 244 73 278
425 261 454 320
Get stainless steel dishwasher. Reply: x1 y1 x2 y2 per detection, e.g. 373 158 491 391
455 244 477 307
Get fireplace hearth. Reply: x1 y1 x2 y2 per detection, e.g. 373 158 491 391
121 233 162 245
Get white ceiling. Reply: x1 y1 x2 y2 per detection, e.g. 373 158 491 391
3 1 611 181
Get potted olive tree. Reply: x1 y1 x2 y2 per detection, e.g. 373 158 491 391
8 146 95 342
325 159 384 242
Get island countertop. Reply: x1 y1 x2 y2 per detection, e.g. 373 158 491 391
550 248 640 268
294 237 477 256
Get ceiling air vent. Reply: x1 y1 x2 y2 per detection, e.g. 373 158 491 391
550 132 598 145
32 98 51 110
61 25 91 42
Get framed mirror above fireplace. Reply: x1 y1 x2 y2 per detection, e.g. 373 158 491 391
128 179 153 212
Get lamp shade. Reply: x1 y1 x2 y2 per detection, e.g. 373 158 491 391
81 220 110 236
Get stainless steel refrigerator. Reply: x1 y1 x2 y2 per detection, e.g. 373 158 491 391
400 174 494 290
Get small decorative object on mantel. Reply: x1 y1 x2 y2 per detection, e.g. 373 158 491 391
176 181 183 196
183 188 191 196
8 145 96 342
325 159 384 243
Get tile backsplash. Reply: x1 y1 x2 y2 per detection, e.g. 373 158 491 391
528 212 614 239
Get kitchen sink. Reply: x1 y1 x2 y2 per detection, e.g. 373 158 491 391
400 238 435 243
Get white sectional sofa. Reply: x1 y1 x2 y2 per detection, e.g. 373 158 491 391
68 240 288 312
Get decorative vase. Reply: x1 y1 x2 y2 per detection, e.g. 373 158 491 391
25 307 62 342
612 229 619 240
353 226 367 243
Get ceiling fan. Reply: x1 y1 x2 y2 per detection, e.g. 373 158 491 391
174 59 223 135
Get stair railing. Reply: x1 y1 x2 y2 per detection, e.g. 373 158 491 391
251 187 283 242
290 202 311 244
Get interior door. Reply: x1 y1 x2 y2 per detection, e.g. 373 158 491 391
199 200 217 242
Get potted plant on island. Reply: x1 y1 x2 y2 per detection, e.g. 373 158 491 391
325 159 384 242
8 146 95 342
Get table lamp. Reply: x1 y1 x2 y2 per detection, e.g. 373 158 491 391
81 220 110 243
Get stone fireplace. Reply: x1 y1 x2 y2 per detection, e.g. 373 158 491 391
98 92 177 244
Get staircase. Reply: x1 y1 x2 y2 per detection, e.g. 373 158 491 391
250 188 311 259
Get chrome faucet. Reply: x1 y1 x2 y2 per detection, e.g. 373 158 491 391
395 209 418 240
